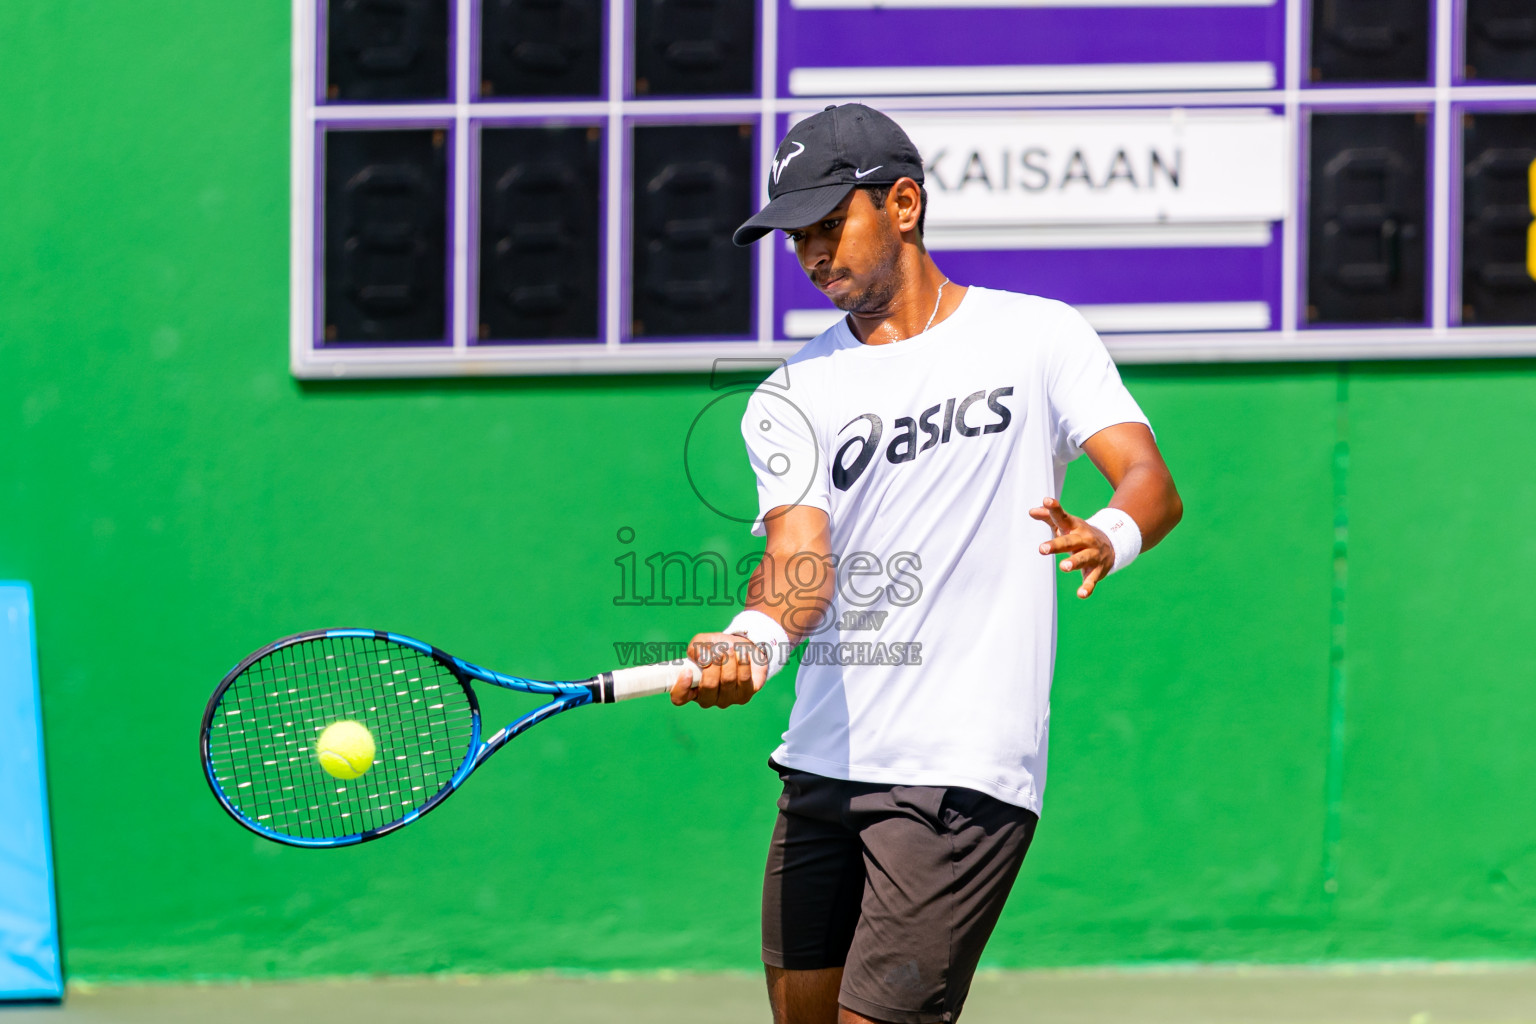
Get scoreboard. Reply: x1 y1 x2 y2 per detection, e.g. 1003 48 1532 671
290 0 1536 377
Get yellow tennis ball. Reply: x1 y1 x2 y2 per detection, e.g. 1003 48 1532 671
316 720 376 780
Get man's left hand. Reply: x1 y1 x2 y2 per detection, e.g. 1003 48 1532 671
1029 496 1114 599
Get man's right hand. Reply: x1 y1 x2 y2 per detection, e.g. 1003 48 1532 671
670 506 831 710
670 632 768 709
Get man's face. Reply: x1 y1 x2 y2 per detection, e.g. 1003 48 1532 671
785 189 902 314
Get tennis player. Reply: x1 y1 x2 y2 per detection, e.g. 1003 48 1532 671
670 103 1183 1024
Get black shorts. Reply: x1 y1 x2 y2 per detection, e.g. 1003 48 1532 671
761 762 1038 1024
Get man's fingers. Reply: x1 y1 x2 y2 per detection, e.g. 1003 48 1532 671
1077 562 1107 599
1060 546 1107 573
1061 553 1090 572
1039 496 1075 532
728 639 766 705
1035 506 1071 533
695 662 721 707
1039 531 1093 556
673 633 766 709
1057 537 1111 574
729 640 764 700
691 639 721 708
674 638 716 705
711 653 740 707
719 675 748 708
669 667 695 706
699 638 758 709
750 650 769 693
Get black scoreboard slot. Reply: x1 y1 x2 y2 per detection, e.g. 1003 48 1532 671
1310 0 1429 83
323 129 449 343
633 0 756 95
1466 0 1536 83
631 124 753 337
478 126 602 341
481 0 603 97
1462 113 1536 325
326 0 450 101
1306 112 1427 325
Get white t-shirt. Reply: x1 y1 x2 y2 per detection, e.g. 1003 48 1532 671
741 285 1148 814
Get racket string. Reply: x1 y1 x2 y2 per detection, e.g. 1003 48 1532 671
225 638 463 834
206 634 476 840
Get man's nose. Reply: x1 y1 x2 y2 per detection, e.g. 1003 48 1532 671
799 237 830 273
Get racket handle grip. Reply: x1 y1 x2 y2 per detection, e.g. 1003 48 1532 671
593 658 702 703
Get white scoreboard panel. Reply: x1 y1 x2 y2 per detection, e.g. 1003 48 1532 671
290 0 1536 377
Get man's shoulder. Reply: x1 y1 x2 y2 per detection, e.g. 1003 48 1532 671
746 326 845 402
787 322 849 366
965 288 1101 370
967 286 1085 327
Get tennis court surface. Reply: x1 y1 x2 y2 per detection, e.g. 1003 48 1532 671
7 965 1534 1023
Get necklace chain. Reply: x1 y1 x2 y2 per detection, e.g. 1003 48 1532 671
923 278 950 334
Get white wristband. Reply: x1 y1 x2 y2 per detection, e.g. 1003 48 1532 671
723 609 794 678
1085 508 1143 575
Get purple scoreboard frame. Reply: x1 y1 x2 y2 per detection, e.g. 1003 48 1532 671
290 0 1536 378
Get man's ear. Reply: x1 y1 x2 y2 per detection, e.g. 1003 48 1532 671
890 177 922 236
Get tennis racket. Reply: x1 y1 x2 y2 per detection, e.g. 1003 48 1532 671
201 628 701 848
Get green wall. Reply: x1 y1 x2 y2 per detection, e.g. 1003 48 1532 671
3 3 1535 983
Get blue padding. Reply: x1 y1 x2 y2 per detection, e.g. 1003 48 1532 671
0 583 63 1001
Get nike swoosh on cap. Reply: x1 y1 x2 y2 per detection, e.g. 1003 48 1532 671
853 165 883 178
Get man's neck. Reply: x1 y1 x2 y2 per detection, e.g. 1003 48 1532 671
846 256 960 346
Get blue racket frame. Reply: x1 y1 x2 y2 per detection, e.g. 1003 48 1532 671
201 627 599 848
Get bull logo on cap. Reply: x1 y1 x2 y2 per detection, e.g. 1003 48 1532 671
770 141 806 185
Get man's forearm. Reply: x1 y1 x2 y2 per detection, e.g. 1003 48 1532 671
1108 461 1183 551
744 549 836 644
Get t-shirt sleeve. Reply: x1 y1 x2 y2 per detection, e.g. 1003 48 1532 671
1045 303 1150 464
741 379 831 538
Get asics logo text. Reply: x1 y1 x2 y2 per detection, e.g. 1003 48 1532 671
833 387 1015 491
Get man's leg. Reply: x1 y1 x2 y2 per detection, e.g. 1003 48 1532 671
762 771 1035 1023
765 966 841 1024
763 770 867 1024
836 785 1038 1024
764 967 899 1024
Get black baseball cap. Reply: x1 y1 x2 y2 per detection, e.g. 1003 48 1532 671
732 104 925 246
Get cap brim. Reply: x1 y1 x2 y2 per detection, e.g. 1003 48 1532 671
732 183 855 246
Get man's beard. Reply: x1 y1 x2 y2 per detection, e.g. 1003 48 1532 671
826 228 903 314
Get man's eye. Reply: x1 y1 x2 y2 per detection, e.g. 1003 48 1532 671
822 218 842 230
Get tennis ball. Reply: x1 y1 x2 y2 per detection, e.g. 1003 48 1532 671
316 720 376 780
